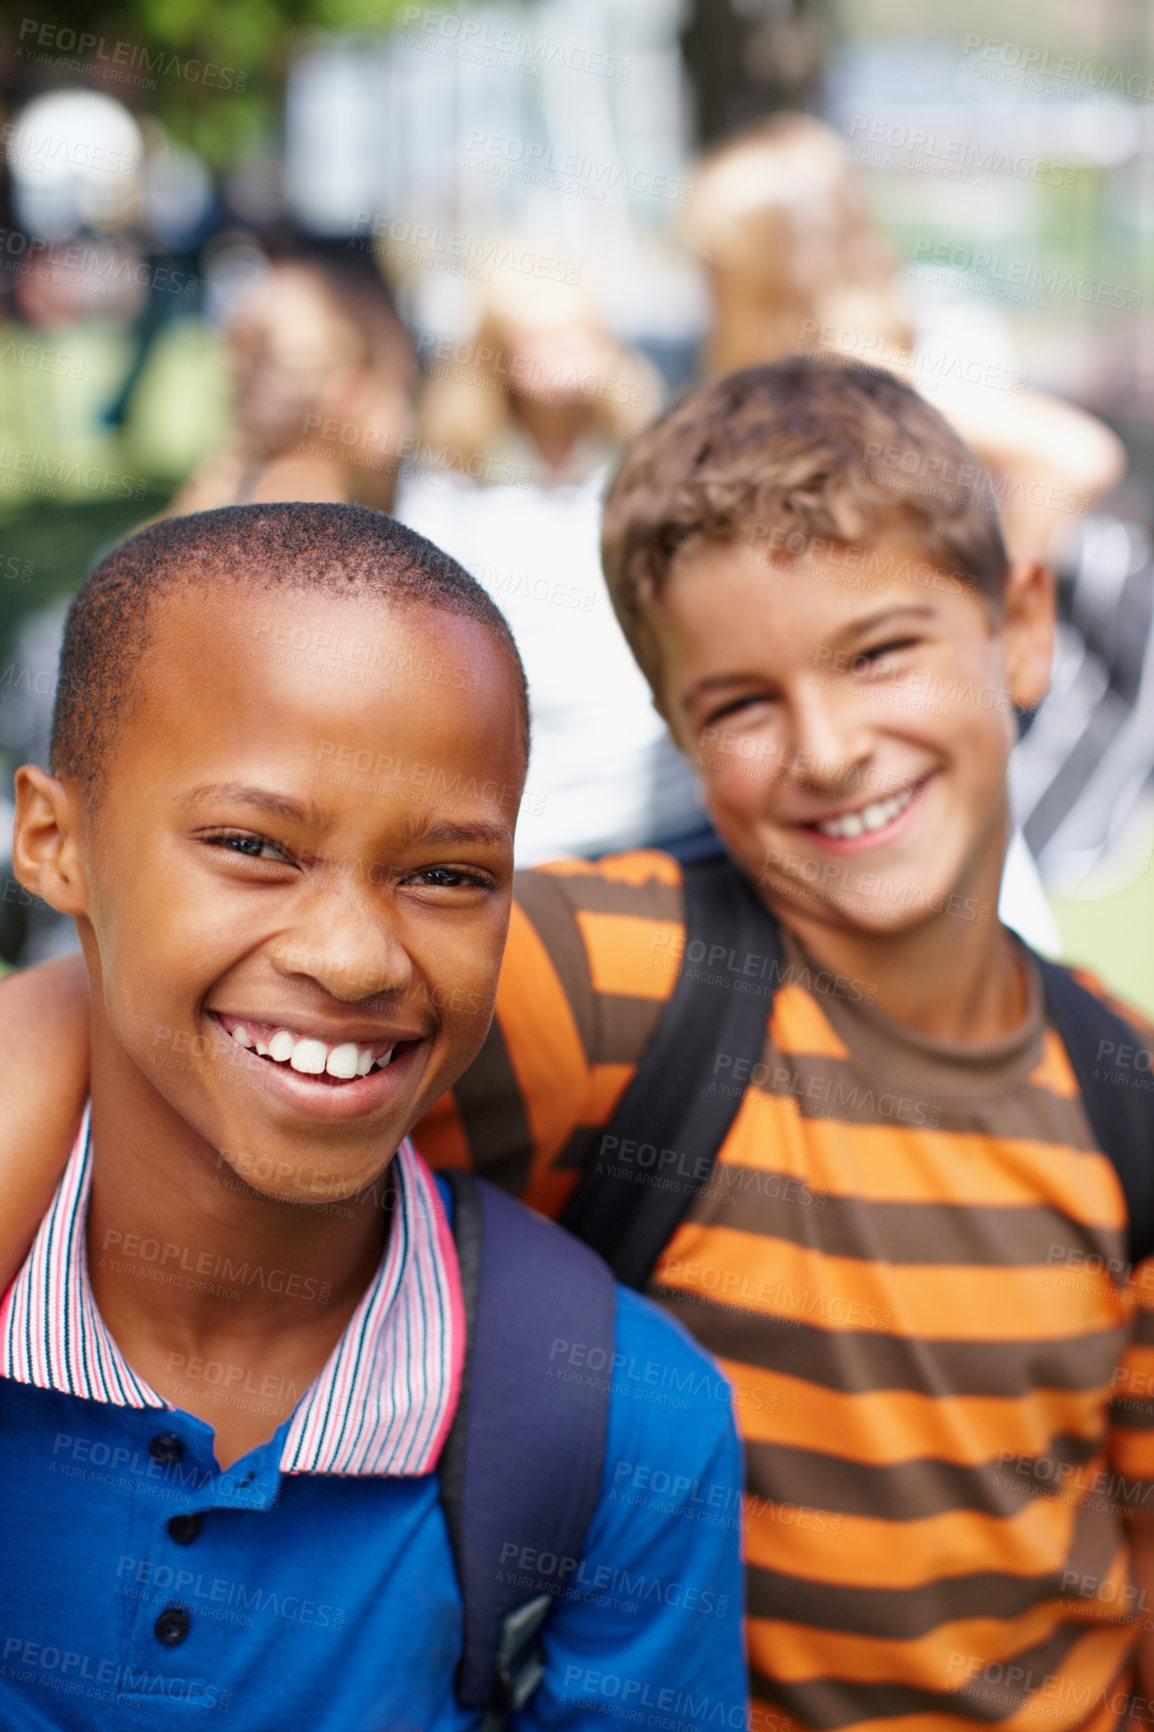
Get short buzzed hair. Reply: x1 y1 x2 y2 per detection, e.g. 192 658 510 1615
601 356 1009 698
51 502 528 799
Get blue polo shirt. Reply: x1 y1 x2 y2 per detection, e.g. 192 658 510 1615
0 1123 747 1729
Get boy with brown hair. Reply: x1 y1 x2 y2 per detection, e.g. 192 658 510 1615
4 358 1154 1731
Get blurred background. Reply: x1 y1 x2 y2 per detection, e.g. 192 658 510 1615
1 0 1153 1003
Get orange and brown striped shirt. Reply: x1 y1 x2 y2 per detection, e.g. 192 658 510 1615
415 849 1154 1732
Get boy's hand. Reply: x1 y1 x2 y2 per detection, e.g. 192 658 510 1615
0 954 89 1288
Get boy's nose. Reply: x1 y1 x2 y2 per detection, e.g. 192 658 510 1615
270 880 413 1004
784 682 873 792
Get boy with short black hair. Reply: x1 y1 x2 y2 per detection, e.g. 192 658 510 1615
6 361 1154 1732
0 502 745 1730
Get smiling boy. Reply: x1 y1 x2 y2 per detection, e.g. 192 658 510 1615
0 503 744 1729
411 359 1154 1731
6 363 1154 1732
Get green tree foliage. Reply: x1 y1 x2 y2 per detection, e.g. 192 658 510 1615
9 0 422 166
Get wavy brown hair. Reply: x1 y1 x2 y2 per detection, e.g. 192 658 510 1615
601 357 1008 699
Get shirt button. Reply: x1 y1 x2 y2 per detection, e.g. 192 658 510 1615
167 1513 202 1545
154 1608 190 1646
149 1434 183 1464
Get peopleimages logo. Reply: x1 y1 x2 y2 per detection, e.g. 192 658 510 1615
0 1637 227 1708
496 1542 729 1618
0 229 197 299
16 18 247 90
464 130 694 203
559 1667 749 1725
398 6 632 80
0 448 149 501
911 239 1141 312
0 120 136 178
845 115 1076 188
959 34 1154 103
356 216 583 286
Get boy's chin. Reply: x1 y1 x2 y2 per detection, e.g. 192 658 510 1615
821 886 985 937
216 1141 399 1208
155 1082 415 1209
128 1020 435 1198
764 871 983 938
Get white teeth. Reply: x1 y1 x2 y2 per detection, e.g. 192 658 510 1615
268 1029 295 1063
290 1038 329 1075
816 783 917 840
224 1018 397 1081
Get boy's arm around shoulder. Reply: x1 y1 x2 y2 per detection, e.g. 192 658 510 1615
0 955 89 1287
417 855 683 1217
515 1289 748 1730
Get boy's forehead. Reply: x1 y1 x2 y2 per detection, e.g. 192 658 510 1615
150 580 424 656
664 533 973 632
141 582 481 698
118 582 524 792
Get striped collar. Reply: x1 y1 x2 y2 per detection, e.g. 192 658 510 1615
0 1109 464 1478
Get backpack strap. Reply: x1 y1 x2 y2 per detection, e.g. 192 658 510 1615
561 856 782 1289
552 850 1154 1273
1034 954 1154 1267
439 1168 616 1728
558 857 1154 1281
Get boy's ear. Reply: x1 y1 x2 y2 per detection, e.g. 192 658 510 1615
1001 556 1055 714
12 765 91 917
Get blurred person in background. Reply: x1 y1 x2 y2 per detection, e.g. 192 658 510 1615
416 266 656 488
680 112 1138 951
683 112 909 384
0 245 413 966
178 245 710 866
172 250 414 514
0 90 214 968
681 112 1126 568
397 260 709 866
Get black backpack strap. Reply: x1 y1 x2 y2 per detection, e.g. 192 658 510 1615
1035 954 1154 1267
561 856 782 1289
439 1169 616 1728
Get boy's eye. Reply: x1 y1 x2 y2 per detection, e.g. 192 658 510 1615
202 830 296 865
405 866 493 892
857 637 919 669
702 693 773 728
